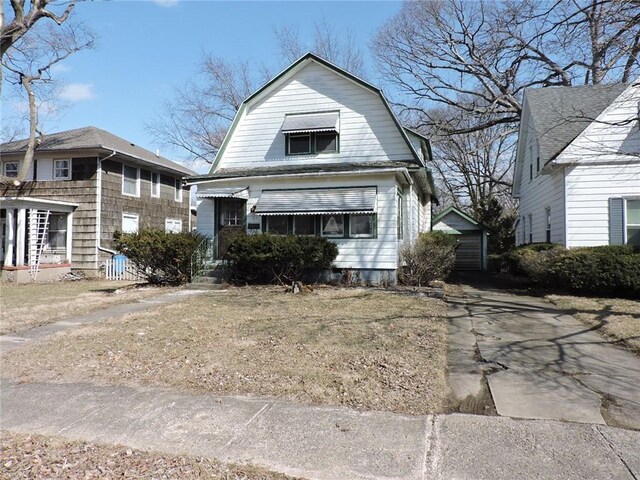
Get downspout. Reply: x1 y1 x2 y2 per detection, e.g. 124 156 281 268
96 152 118 263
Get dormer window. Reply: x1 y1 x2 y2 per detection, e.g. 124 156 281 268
282 112 339 156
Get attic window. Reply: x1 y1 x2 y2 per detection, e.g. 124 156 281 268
282 112 339 156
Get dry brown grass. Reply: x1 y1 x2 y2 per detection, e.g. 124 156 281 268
547 294 640 355
0 280 175 335
1 286 451 415
0 431 299 479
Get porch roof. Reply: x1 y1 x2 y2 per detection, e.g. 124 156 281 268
0 196 78 212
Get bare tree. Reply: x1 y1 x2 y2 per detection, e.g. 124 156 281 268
1 0 94 184
374 0 640 136
150 21 366 164
148 56 263 164
275 18 366 78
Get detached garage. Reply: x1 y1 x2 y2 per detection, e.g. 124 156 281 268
432 207 488 271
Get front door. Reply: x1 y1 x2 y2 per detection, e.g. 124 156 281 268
217 198 246 259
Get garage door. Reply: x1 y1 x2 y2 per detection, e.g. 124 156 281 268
454 233 482 271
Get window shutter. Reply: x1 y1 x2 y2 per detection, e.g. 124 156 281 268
609 198 624 245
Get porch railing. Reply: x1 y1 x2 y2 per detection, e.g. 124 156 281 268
191 236 215 278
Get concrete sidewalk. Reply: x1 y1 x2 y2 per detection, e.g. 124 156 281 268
1 379 638 480
448 285 640 430
0 289 208 354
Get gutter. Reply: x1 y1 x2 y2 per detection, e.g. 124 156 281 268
96 151 118 262
185 167 414 187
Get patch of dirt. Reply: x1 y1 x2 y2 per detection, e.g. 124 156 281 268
1 286 451 415
0 431 299 479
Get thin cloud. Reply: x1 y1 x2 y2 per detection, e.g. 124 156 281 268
59 83 95 102
152 0 179 7
51 63 71 74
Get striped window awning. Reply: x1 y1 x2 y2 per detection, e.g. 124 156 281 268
281 112 339 134
254 187 376 215
196 187 249 199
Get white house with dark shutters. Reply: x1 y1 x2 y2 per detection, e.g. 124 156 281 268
513 80 640 248
185 53 438 284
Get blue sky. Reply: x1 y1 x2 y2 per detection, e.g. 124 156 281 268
7 1 403 168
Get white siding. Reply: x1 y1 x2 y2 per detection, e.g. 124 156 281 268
557 84 640 165
565 163 640 247
419 198 431 233
516 120 565 245
217 61 415 169
433 212 480 232
196 172 402 270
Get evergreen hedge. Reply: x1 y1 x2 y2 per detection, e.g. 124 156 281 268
223 233 339 284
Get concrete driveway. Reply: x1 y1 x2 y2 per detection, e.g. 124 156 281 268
448 284 640 430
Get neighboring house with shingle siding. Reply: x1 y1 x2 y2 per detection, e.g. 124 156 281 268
0 127 194 282
513 81 640 248
185 53 438 285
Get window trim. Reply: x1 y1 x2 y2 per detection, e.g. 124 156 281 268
397 192 404 240
151 172 160 198
3 161 18 178
528 213 533 244
122 164 140 197
53 158 71 180
165 218 182 233
174 178 183 202
122 212 139 234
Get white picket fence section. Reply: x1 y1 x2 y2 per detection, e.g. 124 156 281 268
103 257 144 281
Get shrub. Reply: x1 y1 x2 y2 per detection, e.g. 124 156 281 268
502 243 564 279
398 231 456 286
113 229 206 285
223 233 339 284
502 243 640 298
546 247 640 297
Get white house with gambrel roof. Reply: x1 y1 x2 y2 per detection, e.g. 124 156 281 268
185 53 438 285
513 81 640 248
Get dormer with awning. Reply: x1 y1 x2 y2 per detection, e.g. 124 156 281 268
281 111 340 156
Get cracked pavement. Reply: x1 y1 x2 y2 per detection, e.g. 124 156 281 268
447 284 640 430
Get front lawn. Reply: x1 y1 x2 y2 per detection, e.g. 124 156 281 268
0 280 174 335
0 431 298 479
0 286 451 415
547 294 640 355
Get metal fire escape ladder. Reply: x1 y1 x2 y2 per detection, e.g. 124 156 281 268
28 209 50 281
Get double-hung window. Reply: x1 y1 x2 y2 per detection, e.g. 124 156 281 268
122 164 140 197
53 159 70 180
321 214 344 237
545 208 551 243
4 162 18 178
293 215 316 235
350 214 375 238
265 216 288 235
151 172 160 197
626 199 640 247
397 193 404 240
47 213 67 250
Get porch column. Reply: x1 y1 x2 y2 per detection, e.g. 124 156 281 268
66 211 74 263
4 209 14 267
15 208 26 266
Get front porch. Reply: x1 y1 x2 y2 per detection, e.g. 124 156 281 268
1 196 77 283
